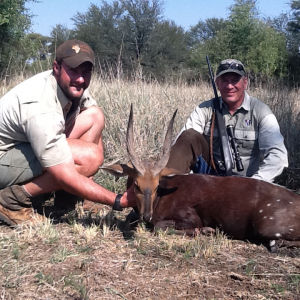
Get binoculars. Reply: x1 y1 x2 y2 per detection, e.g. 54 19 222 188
227 125 244 172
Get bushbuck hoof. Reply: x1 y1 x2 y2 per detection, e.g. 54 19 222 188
126 209 140 225
268 239 300 252
200 227 215 236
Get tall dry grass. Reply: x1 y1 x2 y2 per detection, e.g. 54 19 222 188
1 70 300 187
89 73 300 188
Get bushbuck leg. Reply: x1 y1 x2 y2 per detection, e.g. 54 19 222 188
166 128 210 174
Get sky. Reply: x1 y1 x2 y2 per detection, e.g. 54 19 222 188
26 0 291 36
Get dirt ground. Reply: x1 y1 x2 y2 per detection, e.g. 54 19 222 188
1 201 300 300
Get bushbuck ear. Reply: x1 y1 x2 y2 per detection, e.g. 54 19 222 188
100 163 137 178
160 167 186 177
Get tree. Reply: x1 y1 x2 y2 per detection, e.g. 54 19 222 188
188 18 228 46
72 1 125 68
142 20 188 80
288 0 300 33
120 0 163 61
49 24 75 55
286 0 300 83
0 0 35 76
188 0 288 79
70 0 188 80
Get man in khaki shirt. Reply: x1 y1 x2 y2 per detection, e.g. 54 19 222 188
0 39 135 226
167 59 288 182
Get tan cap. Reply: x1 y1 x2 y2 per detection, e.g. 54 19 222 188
216 59 245 78
56 39 95 68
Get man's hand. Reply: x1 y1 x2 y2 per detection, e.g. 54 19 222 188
121 184 137 208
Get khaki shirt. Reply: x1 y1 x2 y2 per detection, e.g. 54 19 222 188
177 92 288 182
0 70 97 167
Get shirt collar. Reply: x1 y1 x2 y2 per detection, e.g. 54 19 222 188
240 91 251 111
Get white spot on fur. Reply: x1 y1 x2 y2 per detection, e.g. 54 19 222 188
277 199 281 202
269 217 274 220
267 203 271 206
289 228 294 231
167 173 189 177
259 209 263 213
263 216 267 219
289 202 293 204
275 233 281 238
270 240 275 246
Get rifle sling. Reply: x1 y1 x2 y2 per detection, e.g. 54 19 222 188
213 97 233 176
210 111 218 175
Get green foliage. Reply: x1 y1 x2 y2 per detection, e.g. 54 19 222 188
189 0 288 79
188 18 228 46
49 24 75 55
121 0 163 59
137 20 188 80
72 1 125 66
1 0 299 83
0 0 36 76
69 0 188 80
286 0 300 83
288 0 300 33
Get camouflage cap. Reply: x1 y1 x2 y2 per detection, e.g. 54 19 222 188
216 59 246 78
56 39 95 68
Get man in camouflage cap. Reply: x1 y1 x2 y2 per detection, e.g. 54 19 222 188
0 39 136 226
167 58 288 182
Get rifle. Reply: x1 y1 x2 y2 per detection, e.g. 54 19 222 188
206 55 233 176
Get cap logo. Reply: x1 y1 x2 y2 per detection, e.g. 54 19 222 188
72 44 81 53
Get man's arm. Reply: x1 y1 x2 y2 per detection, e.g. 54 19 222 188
25 157 136 208
48 158 128 206
24 106 136 208
252 114 288 182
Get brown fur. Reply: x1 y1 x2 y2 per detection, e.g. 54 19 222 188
102 105 300 250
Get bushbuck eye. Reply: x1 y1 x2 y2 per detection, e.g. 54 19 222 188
134 183 142 193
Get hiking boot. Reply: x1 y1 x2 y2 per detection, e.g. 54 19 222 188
0 185 46 226
0 205 46 226
54 190 83 212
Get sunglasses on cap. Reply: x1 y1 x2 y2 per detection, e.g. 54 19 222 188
217 62 245 74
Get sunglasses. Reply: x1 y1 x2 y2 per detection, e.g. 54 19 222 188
217 62 245 73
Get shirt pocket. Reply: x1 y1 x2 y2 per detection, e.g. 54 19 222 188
0 149 12 166
235 129 258 155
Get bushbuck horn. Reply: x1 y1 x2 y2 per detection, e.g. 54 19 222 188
152 109 177 176
126 104 145 175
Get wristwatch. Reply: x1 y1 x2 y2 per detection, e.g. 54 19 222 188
113 194 123 211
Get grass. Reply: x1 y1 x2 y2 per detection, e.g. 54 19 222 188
1 71 300 298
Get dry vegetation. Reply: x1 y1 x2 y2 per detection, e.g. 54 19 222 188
1 72 300 299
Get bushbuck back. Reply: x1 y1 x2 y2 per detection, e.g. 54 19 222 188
102 105 300 250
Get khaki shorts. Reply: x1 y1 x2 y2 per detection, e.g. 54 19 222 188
0 143 42 189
